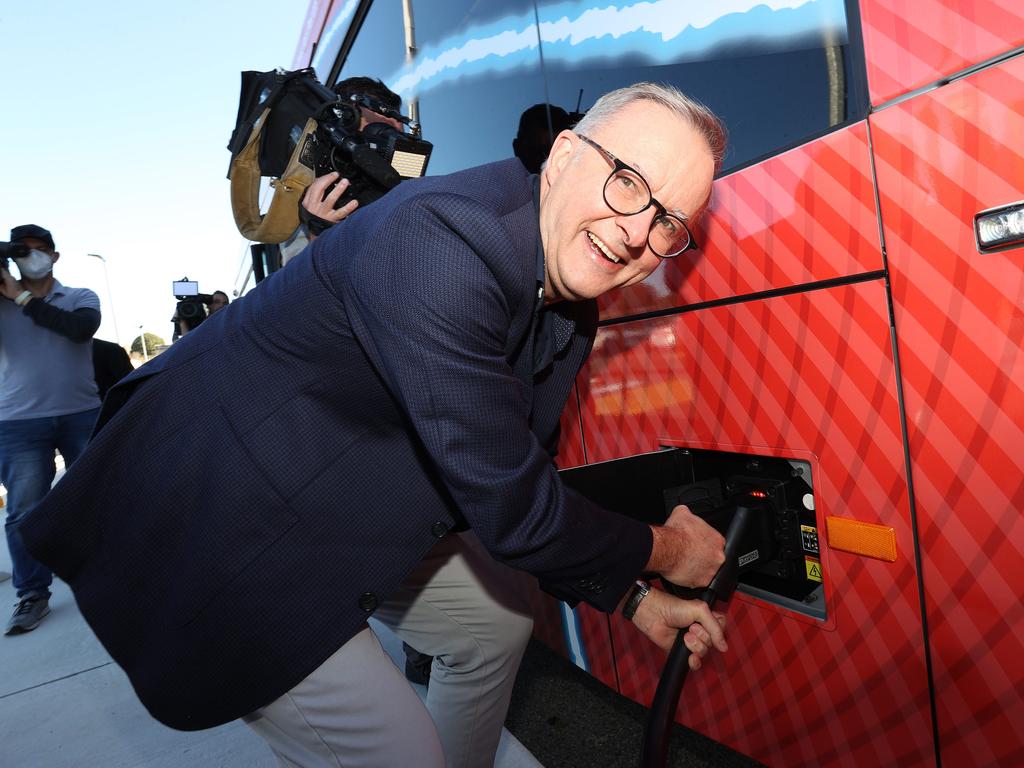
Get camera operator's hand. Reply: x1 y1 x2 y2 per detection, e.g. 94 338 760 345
646 505 726 588
0 267 25 301
302 172 360 239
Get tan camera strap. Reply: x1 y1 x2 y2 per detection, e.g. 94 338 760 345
229 110 317 244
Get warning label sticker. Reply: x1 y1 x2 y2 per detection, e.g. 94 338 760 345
801 524 819 554
805 557 823 583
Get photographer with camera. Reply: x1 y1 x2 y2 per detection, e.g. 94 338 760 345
0 224 102 635
299 77 408 240
170 279 220 341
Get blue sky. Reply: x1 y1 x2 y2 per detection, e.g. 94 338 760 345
0 1 308 347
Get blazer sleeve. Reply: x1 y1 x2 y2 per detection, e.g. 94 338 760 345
337 191 652 612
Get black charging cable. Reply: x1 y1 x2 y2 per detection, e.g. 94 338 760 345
640 505 757 768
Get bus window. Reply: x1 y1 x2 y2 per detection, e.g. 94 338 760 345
310 1 360 82
339 1 409 94
340 1 865 176
374 1 552 174
534 0 865 175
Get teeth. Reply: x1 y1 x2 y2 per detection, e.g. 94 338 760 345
587 232 620 263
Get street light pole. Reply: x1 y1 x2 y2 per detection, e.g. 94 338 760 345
86 253 121 346
138 324 149 362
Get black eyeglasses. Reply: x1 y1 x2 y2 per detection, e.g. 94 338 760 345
576 133 697 257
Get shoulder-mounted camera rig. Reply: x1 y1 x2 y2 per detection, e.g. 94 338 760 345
226 68 433 244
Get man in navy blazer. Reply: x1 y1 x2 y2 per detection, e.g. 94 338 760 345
22 83 729 768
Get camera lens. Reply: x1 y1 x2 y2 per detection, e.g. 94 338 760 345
178 300 205 320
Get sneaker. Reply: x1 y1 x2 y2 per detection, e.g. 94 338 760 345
5 595 50 635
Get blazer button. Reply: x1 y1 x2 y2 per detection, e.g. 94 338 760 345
430 521 449 539
358 592 378 612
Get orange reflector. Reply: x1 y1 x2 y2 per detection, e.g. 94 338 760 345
825 517 897 562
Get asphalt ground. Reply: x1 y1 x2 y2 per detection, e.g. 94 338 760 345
507 638 766 768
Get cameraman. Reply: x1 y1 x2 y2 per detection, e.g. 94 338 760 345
0 224 102 635
300 77 406 240
172 288 225 341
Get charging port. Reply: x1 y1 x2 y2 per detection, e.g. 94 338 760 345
559 447 824 620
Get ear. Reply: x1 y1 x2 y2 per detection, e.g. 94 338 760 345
542 130 576 183
51 251 60 264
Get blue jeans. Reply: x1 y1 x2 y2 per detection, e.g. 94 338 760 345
0 408 100 598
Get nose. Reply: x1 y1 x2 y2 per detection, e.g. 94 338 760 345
615 209 655 251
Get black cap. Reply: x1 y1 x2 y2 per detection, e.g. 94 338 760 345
10 224 55 250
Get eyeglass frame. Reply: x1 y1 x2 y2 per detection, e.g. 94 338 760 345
575 133 698 257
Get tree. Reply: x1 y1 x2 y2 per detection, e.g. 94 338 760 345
131 332 165 356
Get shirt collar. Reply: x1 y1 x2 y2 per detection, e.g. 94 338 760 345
530 174 578 373
45 278 66 301
532 175 545 291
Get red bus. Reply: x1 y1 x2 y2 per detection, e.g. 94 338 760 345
258 2 1024 765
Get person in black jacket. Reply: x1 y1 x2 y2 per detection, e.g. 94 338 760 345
22 84 729 767
92 338 134 400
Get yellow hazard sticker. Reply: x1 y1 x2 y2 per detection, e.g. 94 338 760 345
805 557 823 583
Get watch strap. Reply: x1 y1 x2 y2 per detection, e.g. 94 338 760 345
622 579 651 620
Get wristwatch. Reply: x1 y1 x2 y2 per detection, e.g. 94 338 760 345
14 290 34 307
621 579 651 620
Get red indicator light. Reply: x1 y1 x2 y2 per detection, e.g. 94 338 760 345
750 490 768 498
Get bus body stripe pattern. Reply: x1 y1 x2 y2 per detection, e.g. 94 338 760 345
870 53 1024 768
859 0 1024 106
574 279 935 767
597 123 882 323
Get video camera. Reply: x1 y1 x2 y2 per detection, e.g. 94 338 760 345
301 89 433 209
172 278 213 333
227 68 433 243
0 241 30 274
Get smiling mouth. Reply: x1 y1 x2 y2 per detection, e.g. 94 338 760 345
587 231 622 264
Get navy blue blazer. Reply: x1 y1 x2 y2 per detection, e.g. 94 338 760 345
22 158 652 730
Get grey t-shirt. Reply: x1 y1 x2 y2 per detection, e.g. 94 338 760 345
0 280 102 421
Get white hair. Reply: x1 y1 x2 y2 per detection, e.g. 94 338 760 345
573 82 727 174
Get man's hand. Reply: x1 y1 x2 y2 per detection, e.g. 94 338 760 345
630 588 727 669
0 267 24 301
302 172 360 225
647 505 726 588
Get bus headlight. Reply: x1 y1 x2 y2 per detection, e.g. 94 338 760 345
975 201 1024 252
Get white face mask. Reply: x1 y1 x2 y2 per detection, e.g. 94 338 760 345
14 249 53 280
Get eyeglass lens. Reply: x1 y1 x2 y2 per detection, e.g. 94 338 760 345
603 170 691 256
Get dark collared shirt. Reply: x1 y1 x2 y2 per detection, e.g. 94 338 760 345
531 175 576 375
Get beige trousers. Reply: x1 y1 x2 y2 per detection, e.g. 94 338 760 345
245 531 537 768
